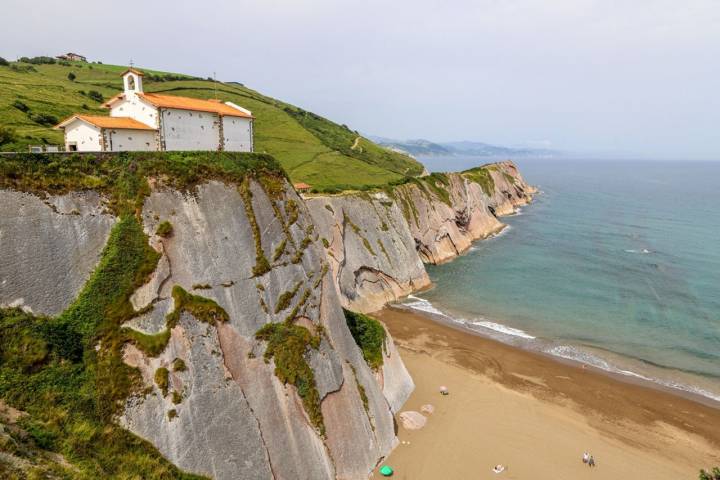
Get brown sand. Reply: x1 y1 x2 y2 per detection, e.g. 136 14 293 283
374 307 720 480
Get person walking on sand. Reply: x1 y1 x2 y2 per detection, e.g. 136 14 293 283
582 452 589 465
588 455 596 468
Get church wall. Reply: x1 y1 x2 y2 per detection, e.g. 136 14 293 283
64 121 102 151
110 96 158 129
221 117 253 152
107 129 157 152
161 108 221 151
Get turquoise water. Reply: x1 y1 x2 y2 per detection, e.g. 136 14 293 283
406 159 720 403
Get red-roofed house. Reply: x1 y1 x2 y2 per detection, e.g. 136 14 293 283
56 68 254 152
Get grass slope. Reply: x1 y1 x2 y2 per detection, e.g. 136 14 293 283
0 59 424 190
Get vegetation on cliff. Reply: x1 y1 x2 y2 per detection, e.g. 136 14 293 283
343 309 386 371
0 60 423 189
254 323 324 435
0 216 206 479
0 151 290 478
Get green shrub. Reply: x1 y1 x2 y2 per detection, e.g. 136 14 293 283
168 409 178 420
173 358 187 372
699 467 720 480
0 56 8 66
11 100 29 112
156 220 173 238
19 56 56 65
172 391 183 404
30 113 58 127
154 367 169 396
0 125 17 146
87 90 104 102
255 322 324 434
343 309 386 370
67 72 76 81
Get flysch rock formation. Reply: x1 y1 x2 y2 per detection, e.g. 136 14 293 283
308 161 536 312
119 180 412 480
0 159 533 480
306 193 431 314
0 190 115 316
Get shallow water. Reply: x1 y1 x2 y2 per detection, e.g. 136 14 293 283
406 158 720 403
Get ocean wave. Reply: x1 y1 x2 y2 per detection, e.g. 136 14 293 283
403 296 534 339
624 248 652 254
547 345 720 403
468 320 536 339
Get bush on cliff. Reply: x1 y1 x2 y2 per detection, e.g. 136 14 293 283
343 309 386 371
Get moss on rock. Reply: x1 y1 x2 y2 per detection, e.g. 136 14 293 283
254 322 324 435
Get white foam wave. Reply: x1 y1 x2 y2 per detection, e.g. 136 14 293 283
403 296 534 339
469 321 536 339
624 248 652 254
404 295 450 318
547 346 720 403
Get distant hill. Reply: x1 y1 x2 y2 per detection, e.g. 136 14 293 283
0 58 424 190
370 136 559 158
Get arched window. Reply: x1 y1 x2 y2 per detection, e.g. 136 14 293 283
127 75 136 91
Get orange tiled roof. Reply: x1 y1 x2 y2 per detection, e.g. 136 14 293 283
138 93 253 118
121 67 145 77
293 182 312 190
56 115 156 130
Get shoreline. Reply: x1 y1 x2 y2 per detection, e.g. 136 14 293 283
398 296 720 409
375 306 720 479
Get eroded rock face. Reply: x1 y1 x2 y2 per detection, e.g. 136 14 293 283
306 193 431 313
0 190 115 315
120 180 404 480
307 161 536 311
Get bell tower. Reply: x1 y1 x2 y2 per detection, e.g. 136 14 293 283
122 68 144 96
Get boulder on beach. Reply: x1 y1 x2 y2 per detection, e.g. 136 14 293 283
420 404 435 415
399 411 427 430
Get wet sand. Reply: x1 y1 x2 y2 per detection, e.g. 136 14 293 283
374 307 720 480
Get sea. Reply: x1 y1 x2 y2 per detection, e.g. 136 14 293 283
402 157 720 405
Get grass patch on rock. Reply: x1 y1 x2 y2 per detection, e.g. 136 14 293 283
254 323 324 435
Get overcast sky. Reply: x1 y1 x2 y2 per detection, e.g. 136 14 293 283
3 0 719 159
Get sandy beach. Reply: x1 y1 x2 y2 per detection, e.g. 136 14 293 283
374 307 720 480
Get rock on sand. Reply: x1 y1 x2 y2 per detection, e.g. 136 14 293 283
399 411 427 430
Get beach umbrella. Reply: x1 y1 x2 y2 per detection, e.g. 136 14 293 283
379 465 394 476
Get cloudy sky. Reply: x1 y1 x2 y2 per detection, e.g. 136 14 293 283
3 0 719 158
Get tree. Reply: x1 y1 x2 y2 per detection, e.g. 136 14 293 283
67 72 76 81
0 56 8 66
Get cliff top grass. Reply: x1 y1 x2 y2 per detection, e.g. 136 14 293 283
0 151 283 200
0 59 424 190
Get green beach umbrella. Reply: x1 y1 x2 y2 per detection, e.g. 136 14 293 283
379 465 394 476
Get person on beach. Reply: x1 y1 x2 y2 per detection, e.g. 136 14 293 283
582 452 589 465
588 456 596 468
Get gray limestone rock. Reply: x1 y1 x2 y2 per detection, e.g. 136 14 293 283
0 190 115 315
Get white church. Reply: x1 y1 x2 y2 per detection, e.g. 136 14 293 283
56 68 254 152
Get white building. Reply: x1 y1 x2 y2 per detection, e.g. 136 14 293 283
56 68 254 152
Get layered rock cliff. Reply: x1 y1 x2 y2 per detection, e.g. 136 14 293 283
307 161 535 312
0 152 413 480
0 153 532 479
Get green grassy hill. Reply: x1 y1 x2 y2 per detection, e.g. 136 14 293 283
0 58 425 190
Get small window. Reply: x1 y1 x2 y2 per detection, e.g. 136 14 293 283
189 112 193 117
199 114 203 118
128 137 133 141
127 75 136 91
201 125 205 130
